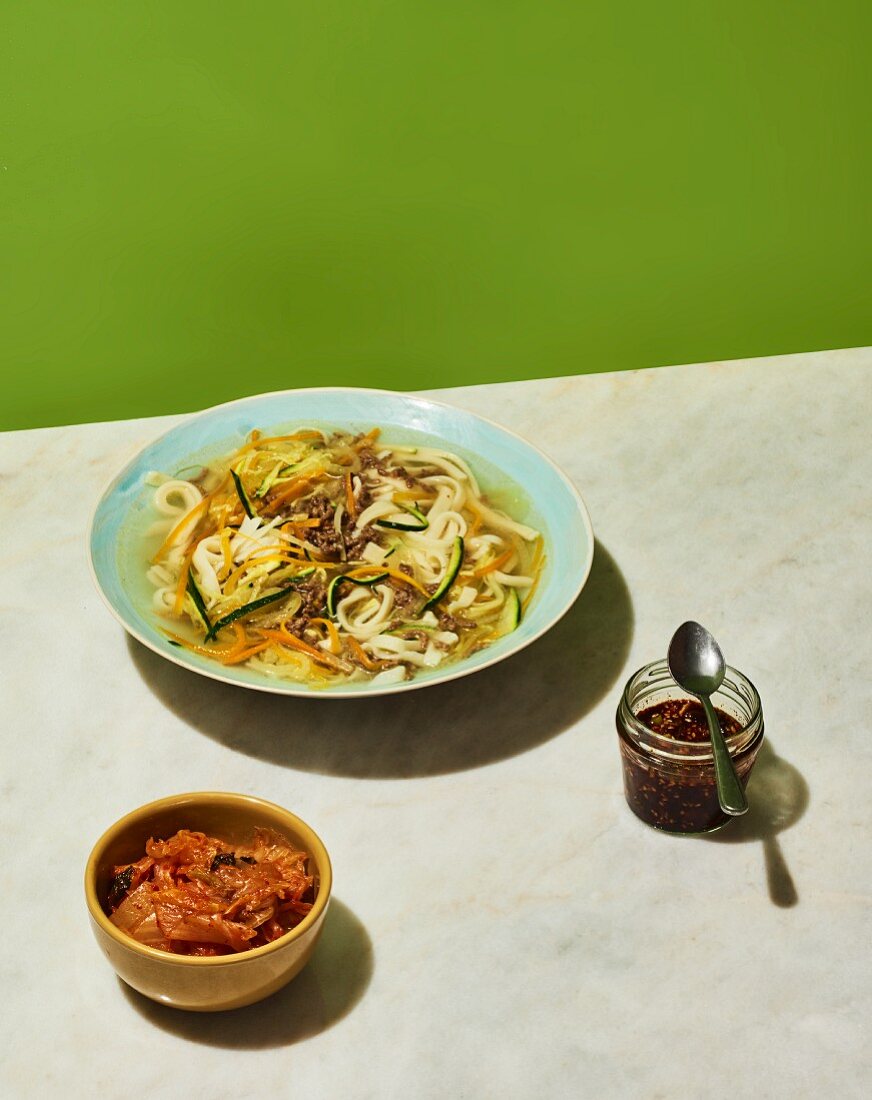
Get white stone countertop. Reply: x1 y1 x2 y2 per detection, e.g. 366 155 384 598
1 348 870 1099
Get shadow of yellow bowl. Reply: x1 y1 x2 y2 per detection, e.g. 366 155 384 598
84 792 332 1012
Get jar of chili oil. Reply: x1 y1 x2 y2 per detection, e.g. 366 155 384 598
616 659 764 834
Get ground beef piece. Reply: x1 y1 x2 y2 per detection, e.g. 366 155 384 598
388 578 420 612
343 523 379 561
355 482 374 514
358 447 392 476
285 577 326 632
438 610 475 632
358 447 420 488
393 628 430 647
303 495 343 559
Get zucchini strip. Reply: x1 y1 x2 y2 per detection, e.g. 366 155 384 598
376 503 429 532
422 536 464 611
206 568 315 640
327 572 389 618
230 469 255 518
186 573 212 632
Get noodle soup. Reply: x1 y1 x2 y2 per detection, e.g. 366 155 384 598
144 426 544 686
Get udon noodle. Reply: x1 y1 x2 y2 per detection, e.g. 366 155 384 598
145 427 544 686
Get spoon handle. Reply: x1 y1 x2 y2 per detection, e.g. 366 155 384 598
701 694 748 816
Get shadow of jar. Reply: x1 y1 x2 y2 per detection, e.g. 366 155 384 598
705 741 809 908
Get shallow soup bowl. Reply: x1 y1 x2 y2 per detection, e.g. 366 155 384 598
84 792 332 1012
88 387 594 696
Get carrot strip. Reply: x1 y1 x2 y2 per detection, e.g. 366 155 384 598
521 554 546 614
309 617 341 655
216 622 250 661
222 546 305 593
467 508 482 537
172 554 194 615
345 470 357 521
152 497 209 563
391 490 437 503
257 627 347 670
472 549 513 578
355 428 381 449
221 641 272 665
218 528 234 580
266 472 322 512
345 636 385 671
235 430 323 457
346 565 430 597
163 630 237 659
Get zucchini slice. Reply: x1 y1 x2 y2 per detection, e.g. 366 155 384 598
255 462 290 499
186 573 212 632
327 572 389 618
230 468 256 518
205 568 315 640
375 503 429 532
422 536 464 611
496 588 522 637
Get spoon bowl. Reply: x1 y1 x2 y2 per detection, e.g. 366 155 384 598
668 621 748 817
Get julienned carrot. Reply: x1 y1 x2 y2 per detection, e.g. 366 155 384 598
344 470 356 521
346 565 430 597
256 626 348 671
216 622 249 662
221 641 272 665
164 630 237 659
521 557 545 614
345 636 385 671
355 427 380 449
222 547 306 594
266 472 323 512
236 430 322 456
173 554 194 615
152 497 209 563
467 508 482 537
472 549 513 578
309 617 341 655
218 528 234 581
391 489 437 503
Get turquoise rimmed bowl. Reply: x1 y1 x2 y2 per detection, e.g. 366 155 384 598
88 387 593 697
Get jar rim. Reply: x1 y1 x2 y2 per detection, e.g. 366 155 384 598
618 658 763 760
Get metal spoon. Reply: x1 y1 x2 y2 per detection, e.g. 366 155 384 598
667 621 748 816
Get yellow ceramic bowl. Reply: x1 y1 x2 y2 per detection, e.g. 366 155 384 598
84 792 332 1012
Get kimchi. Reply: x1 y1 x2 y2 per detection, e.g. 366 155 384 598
105 828 315 955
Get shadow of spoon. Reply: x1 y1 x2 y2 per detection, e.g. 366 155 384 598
706 740 809 908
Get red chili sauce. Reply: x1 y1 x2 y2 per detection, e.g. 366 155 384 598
618 698 755 833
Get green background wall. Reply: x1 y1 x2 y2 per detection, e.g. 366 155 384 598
3 2 870 431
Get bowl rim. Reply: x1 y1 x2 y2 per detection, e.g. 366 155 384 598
87 385 595 698
84 791 333 967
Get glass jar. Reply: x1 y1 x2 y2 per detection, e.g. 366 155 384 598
616 659 764 834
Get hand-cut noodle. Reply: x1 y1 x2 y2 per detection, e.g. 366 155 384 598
106 828 314 955
143 426 544 685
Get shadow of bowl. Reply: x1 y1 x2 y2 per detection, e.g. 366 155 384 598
119 898 373 1048
128 540 633 779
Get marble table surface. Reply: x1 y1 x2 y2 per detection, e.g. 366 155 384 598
1 348 870 1099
